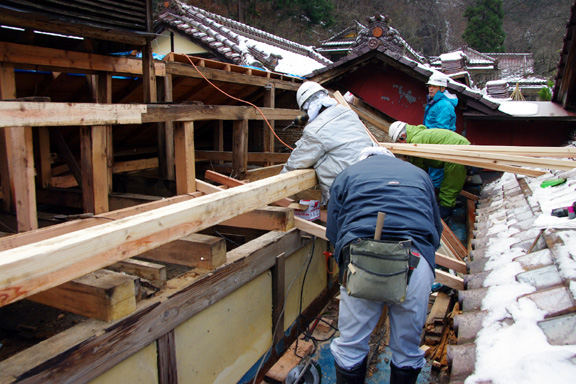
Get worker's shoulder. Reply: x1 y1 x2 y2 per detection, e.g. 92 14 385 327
307 105 362 131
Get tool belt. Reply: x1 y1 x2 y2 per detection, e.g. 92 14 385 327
339 238 420 303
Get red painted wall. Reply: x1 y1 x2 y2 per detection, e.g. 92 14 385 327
338 62 573 146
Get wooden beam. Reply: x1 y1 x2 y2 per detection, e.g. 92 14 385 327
81 125 109 214
246 164 284 181
174 121 196 194
0 42 160 76
157 330 178 384
441 220 467 261
435 252 467 274
27 269 138 321
435 269 464 290
139 234 226 270
0 102 146 127
5 126 37 231
37 127 53 188
0 62 16 212
204 170 327 240
233 120 249 179
107 258 167 288
263 83 276 166
0 169 317 306
165 60 300 91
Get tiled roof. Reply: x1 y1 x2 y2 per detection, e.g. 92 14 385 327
449 164 576 383
317 15 426 64
157 0 330 74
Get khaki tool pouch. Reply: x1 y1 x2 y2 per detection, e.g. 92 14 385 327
341 238 418 303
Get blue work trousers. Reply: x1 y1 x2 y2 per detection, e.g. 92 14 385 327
331 256 435 370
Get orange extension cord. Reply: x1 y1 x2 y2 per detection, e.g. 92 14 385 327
184 54 294 151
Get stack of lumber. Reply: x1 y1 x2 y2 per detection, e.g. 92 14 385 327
379 143 576 177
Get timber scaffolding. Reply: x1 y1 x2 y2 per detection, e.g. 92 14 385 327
0 31 470 381
1 6 576 384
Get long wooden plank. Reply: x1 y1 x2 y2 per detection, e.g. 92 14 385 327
435 252 467 274
384 143 576 158
435 269 464 290
441 220 468 260
0 102 146 127
0 169 317 306
380 143 574 172
204 170 328 240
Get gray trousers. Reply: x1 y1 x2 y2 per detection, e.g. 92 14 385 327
331 256 435 369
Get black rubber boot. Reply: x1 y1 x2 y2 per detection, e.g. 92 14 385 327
334 356 368 384
390 362 421 384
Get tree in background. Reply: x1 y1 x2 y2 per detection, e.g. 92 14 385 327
462 0 505 52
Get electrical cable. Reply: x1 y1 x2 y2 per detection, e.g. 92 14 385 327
183 54 294 151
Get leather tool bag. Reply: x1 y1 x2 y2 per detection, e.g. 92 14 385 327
340 237 420 303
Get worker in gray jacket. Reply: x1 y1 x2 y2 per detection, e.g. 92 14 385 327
281 81 376 204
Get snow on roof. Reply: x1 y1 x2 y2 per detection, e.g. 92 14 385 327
440 51 466 61
453 156 576 383
159 0 329 77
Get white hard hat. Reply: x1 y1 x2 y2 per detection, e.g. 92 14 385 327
389 121 407 142
296 81 326 110
426 72 448 87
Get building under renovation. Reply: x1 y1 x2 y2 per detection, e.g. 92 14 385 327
0 1 575 383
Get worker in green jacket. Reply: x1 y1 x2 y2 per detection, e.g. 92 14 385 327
388 122 470 222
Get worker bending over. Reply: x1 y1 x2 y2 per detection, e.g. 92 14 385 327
388 121 470 222
327 151 442 383
281 81 375 204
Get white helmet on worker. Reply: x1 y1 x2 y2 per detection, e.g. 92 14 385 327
296 81 327 110
389 121 407 142
426 72 448 88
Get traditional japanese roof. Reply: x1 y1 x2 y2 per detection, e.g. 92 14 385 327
308 25 503 113
553 0 576 111
157 0 331 76
317 15 426 64
450 164 576 383
316 21 366 55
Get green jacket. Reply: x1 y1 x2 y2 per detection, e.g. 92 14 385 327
405 124 470 208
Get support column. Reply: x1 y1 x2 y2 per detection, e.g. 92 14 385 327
1 62 37 231
174 121 196 194
233 120 249 180
263 83 276 166
81 125 109 214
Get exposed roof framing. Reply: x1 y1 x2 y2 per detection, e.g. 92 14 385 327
0 0 155 46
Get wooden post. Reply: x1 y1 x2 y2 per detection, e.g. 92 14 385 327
1 62 37 231
160 72 176 180
157 330 178 384
0 62 14 211
233 119 248 179
174 121 196 194
81 125 109 214
6 127 38 231
214 120 224 165
37 127 52 188
142 42 157 103
263 83 276 166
